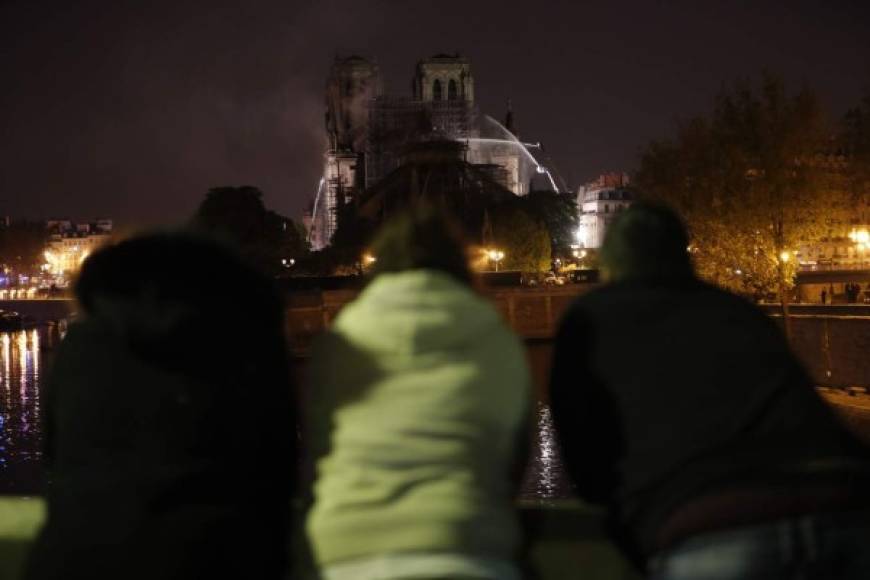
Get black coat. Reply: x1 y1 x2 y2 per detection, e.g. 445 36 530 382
26 234 296 580
550 278 868 557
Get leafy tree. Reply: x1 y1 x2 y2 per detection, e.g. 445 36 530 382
635 75 845 336
491 203 551 273
843 95 870 223
0 221 48 278
192 186 307 276
292 190 381 277
521 190 579 256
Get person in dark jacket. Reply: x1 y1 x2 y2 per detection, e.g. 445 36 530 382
26 232 295 580
550 202 870 579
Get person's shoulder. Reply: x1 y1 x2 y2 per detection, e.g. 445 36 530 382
559 284 619 332
566 280 653 315
692 281 769 317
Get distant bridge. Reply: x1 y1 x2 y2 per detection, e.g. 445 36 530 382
0 299 74 322
796 269 870 285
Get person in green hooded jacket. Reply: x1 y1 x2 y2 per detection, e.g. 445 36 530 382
305 206 532 580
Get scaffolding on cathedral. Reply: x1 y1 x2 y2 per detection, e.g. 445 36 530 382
365 96 479 189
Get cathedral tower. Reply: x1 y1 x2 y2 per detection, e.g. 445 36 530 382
325 56 382 153
313 56 382 250
413 54 474 103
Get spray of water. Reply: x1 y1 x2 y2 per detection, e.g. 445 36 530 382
545 171 559 193
465 137 542 168
308 177 326 245
472 115 561 193
526 143 569 193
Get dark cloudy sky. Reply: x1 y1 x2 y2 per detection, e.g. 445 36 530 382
1 0 868 226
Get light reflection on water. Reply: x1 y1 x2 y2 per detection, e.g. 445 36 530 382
0 330 573 499
520 402 574 501
0 329 44 493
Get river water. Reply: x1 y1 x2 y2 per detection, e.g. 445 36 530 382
0 332 573 499
0 329 45 494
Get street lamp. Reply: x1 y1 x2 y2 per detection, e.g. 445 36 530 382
848 228 870 266
849 228 870 246
486 249 505 272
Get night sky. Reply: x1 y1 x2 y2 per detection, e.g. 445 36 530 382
2 1 868 227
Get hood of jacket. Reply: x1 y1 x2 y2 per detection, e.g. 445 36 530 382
332 270 502 356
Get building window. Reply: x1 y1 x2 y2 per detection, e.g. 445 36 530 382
433 79 442 101
448 78 458 100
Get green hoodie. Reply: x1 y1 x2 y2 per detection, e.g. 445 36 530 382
306 270 531 566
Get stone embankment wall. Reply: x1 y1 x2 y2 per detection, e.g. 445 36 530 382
286 288 870 388
784 315 870 388
3 292 866 387
283 286 589 354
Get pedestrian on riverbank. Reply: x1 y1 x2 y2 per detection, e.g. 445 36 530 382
304 206 532 580
550 202 870 579
821 288 827 304
26 232 295 580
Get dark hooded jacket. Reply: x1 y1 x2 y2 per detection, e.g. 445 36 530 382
26 234 295 580
550 203 870 562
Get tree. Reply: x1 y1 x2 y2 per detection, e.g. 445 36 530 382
322 201 378 275
192 186 307 276
0 221 48 279
843 94 870 223
635 75 845 337
521 190 579 256
491 203 551 274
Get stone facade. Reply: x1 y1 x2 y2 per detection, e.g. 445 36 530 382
307 54 536 250
575 173 632 249
43 219 112 278
412 55 474 103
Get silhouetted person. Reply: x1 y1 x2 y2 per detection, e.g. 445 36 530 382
26 233 295 580
550 202 870 579
305 206 531 580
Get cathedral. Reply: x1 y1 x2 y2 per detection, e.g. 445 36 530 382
306 54 558 250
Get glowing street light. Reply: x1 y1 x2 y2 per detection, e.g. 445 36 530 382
848 228 870 245
779 250 792 263
486 249 505 272
848 228 870 264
